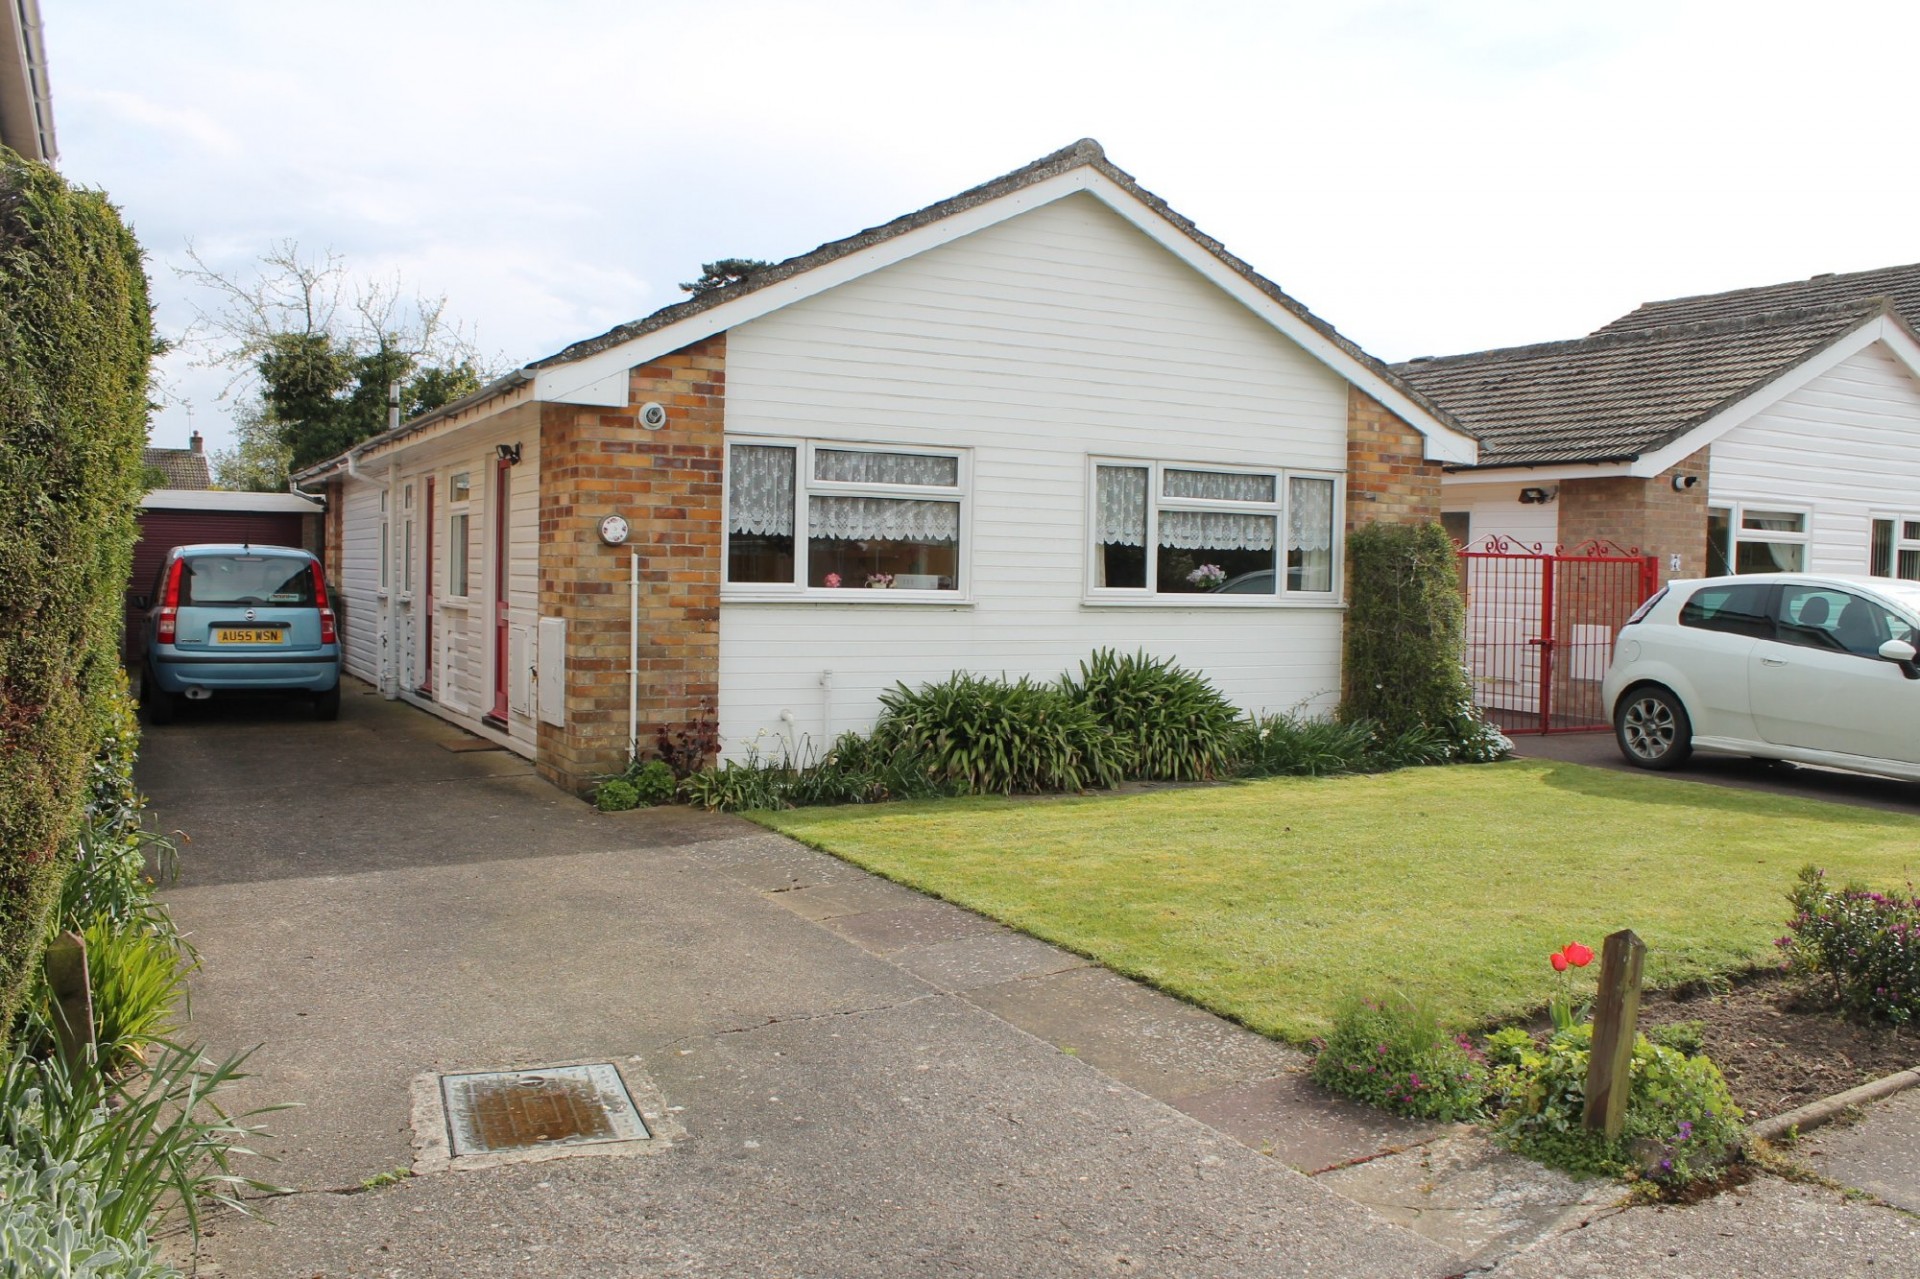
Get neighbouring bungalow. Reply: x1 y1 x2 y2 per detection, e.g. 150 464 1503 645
294 140 1476 793
1401 263 1920 582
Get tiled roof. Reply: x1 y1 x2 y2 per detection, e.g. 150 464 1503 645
142 446 212 489
1595 262 1920 336
1395 304 1885 469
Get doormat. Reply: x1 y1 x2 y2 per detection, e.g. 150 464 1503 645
441 737 506 753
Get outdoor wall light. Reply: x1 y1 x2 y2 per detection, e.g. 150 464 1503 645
1518 486 1557 505
496 442 522 465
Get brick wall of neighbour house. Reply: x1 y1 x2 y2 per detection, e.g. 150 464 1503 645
1345 386 1443 532
1557 448 1710 581
535 335 726 793
322 482 344 586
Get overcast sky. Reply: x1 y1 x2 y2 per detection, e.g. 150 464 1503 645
50 0 1920 458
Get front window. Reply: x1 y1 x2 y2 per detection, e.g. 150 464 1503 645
726 439 965 594
1710 504 1808 575
449 512 470 597
1775 584 1916 657
1870 516 1920 581
1091 459 1338 599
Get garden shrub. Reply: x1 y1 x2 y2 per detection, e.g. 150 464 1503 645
77 917 194 1074
1063 649 1240 781
1778 865 1919 1024
0 1141 177 1279
873 672 1127 795
680 757 796 813
1343 522 1510 763
0 152 153 1026
629 760 678 807
1490 1023 1744 1187
1310 994 1487 1122
594 779 641 812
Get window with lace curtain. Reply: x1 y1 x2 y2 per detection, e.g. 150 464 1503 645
726 438 966 594
1089 459 1339 598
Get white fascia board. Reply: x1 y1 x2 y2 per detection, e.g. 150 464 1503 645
1442 461 1635 486
141 490 323 513
528 169 1478 466
531 366 636 408
1631 317 1915 477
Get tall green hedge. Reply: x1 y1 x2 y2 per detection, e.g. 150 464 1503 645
1343 521 1476 734
0 151 151 1023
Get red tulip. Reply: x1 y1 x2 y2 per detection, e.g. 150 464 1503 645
1566 942 1594 968
1550 951 1570 972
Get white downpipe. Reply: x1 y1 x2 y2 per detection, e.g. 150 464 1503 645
627 547 640 765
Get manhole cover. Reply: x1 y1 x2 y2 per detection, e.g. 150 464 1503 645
440 1063 649 1157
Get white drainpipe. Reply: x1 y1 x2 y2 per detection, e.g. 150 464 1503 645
628 547 640 766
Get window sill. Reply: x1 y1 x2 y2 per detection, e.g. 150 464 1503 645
723 588 975 606
1080 594 1346 610
438 598 474 611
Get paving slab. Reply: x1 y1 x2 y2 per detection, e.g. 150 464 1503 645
1173 1070 1444 1172
1801 1087 1920 1213
889 929 1095 994
1487 1177 1920 1279
964 965 1298 1102
820 900 1006 955
762 876 933 921
1313 1128 1608 1266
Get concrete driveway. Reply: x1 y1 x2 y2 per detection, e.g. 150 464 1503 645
144 683 1457 1278
1509 730 1920 815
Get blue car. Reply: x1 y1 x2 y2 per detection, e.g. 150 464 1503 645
137 543 342 723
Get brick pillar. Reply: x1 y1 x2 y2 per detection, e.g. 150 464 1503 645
321 480 344 585
1345 386 1443 530
1557 448 1709 581
535 335 725 793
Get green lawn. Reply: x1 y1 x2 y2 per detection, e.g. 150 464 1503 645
754 760 1920 1042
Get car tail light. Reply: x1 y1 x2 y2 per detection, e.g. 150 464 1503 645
156 559 182 644
311 564 337 645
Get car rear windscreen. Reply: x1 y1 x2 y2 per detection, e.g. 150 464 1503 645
180 555 315 607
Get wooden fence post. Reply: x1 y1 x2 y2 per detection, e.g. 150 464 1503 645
1583 928 1646 1141
43 930 96 1072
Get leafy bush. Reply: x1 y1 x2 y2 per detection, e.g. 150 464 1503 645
655 704 720 778
0 1040 283 1245
1489 1024 1744 1187
1778 865 1920 1024
0 1141 177 1279
0 155 153 1026
1343 523 1511 764
1063 649 1239 781
628 760 678 807
1310 994 1487 1121
873 673 1127 795
594 779 641 813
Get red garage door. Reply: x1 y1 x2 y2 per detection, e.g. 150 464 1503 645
126 510 309 663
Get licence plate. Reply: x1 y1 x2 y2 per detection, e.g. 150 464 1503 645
214 628 284 645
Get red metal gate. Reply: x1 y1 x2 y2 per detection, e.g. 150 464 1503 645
1458 537 1659 734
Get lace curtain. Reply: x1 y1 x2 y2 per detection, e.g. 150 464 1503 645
730 444 795 536
1289 477 1334 552
814 449 958 487
1096 466 1149 546
1163 469 1274 503
809 496 959 543
1159 510 1276 552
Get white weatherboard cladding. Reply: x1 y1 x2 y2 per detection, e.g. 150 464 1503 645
1708 344 1920 573
718 192 1350 755
339 479 382 682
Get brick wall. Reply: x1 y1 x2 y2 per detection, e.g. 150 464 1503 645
1557 448 1710 581
535 335 725 792
1346 386 1443 529
321 481 343 586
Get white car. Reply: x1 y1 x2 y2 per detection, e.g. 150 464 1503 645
1602 573 1920 781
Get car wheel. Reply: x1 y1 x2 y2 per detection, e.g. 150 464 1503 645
314 684 341 722
1615 686 1691 770
143 675 176 726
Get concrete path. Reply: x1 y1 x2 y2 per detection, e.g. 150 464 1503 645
142 683 1920 1277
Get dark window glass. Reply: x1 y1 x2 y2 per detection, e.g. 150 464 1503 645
1705 508 1732 578
180 555 315 606
1440 511 1470 546
1678 583 1772 639
1872 519 1895 578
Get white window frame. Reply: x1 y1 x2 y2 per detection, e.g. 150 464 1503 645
1869 513 1920 581
1712 502 1812 576
401 481 416 599
722 436 974 602
1083 457 1344 605
445 472 472 603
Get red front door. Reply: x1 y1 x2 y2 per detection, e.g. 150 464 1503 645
490 458 512 721
419 476 436 696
